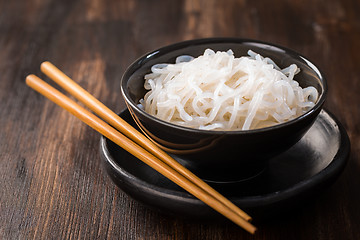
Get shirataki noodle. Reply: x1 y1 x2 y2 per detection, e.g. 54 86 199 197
140 49 318 130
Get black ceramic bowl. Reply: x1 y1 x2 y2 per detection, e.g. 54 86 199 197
120 38 327 182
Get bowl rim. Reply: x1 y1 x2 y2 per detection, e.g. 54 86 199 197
121 37 328 135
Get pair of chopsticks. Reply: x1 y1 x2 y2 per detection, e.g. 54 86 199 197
26 62 257 234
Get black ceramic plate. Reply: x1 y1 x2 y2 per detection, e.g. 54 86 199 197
100 109 350 220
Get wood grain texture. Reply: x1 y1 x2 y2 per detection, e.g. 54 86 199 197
1 0 359 239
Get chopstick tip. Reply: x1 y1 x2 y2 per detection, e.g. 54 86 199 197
40 61 52 71
243 220 257 234
25 74 37 84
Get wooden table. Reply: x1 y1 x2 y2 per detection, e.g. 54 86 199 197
1 0 359 239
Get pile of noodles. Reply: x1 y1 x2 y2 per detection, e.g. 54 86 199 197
140 49 318 130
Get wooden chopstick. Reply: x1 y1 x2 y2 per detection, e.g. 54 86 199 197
40 61 253 223
25 74 256 234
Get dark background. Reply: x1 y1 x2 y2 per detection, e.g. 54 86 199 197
1 0 359 239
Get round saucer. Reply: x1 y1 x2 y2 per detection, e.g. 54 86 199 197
100 109 350 220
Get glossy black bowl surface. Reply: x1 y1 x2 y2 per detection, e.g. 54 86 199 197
120 38 327 181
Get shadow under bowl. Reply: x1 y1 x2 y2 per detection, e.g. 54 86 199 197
120 38 327 182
